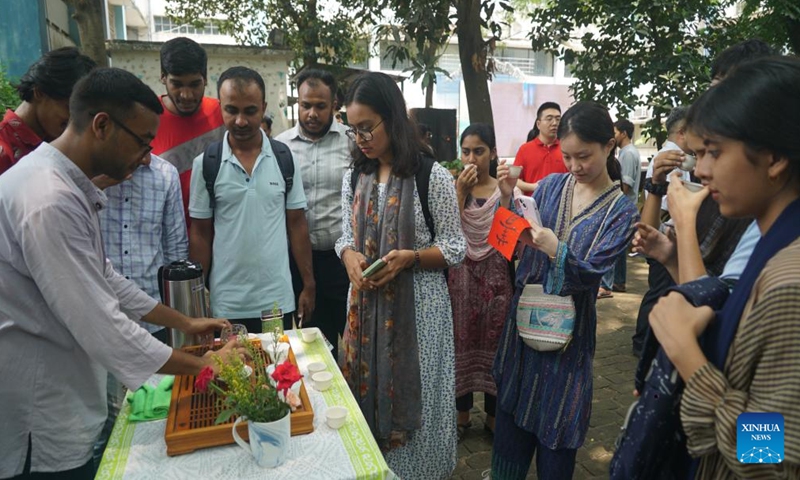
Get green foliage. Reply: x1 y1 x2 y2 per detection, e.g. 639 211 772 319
736 0 800 53
210 336 292 423
529 0 747 147
0 65 20 111
441 158 464 172
166 0 368 68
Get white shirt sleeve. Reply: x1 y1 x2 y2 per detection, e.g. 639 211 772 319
20 203 172 391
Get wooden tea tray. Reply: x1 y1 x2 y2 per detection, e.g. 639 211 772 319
165 341 314 456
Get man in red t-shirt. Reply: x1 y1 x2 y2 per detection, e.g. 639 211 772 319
0 47 95 175
513 102 565 194
149 38 225 227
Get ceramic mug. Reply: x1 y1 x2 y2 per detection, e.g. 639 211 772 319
232 414 291 468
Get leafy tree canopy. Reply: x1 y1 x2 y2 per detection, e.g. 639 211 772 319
529 0 753 147
166 0 369 68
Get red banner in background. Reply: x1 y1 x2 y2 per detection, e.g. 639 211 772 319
488 207 531 260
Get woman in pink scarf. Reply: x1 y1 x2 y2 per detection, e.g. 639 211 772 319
449 123 520 437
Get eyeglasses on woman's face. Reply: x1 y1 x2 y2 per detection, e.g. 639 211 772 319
345 119 383 142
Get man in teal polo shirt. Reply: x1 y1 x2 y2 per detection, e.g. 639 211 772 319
188 66 315 333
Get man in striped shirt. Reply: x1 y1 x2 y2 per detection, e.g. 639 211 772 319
275 69 352 360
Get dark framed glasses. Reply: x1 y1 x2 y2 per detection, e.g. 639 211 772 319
345 119 383 142
90 112 153 155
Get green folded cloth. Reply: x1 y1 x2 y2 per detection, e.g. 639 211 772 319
127 376 174 422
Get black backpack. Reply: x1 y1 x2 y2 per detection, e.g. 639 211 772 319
202 138 294 210
350 155 436 241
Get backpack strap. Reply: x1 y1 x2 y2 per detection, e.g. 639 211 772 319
349 156 436 241
415 156 436 242
202 141 224 210
204 139 295 211
269 138 294 202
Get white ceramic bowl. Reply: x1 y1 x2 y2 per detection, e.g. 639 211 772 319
307 362 326 376
300 328 318 343
325 406 348 429
508 165 523 179
312 371 333 391
682 180 705 193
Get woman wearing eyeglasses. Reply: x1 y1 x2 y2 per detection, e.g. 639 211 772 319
648 56 800 479
334 72 466 479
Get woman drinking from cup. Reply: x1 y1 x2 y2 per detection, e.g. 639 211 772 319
335 72 466 479
491 101 639 479
648 56 800 479
449 123 520 438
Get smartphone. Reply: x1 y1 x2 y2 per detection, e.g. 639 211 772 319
362 258 387 278
515 196 542 227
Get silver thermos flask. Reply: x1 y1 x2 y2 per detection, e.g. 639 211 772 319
158 260 209 349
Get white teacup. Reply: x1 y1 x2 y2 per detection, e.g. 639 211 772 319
307 362 326 376
682 180 705 193
325 406 348 429
680 154 697 171
508 165 522 179
312 371 333 391
300 328 317 343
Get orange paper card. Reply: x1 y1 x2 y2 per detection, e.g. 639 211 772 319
489 207 531 260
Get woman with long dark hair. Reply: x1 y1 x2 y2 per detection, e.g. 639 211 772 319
648 56 800 479
491 101 639 479
334 72 466 479
449 123 519 437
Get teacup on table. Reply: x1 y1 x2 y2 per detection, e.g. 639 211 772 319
325 406 348 429
300 328 317 343
307 362 326 376
312 371 333 391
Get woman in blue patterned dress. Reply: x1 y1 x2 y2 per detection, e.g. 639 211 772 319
491 101 639 479
334 72 466 479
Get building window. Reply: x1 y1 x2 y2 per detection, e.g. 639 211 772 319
153 16 220 35
495 47 554 77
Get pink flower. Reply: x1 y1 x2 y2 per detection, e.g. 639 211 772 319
270 360 302 394
195 366 214 393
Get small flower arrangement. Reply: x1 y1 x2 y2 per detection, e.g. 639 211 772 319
194 332 302 424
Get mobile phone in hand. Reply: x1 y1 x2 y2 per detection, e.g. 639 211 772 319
515 196 542 227
362 258 387 278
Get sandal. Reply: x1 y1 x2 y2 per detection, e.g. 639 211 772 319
597 288 613 299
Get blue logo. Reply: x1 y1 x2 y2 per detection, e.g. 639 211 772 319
737 412 784 464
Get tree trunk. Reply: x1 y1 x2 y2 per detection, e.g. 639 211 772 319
425 82 434 108
66 0 108 67
456 0 493 125
787 17 800 55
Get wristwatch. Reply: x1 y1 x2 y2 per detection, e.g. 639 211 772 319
644 178 669 196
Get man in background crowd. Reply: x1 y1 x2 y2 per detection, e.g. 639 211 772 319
513 102 565 194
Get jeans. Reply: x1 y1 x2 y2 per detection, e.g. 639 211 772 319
491 408 577 480
601 250 628 289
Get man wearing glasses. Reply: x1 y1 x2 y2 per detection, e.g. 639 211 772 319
513 102 565 194
0 68 235 480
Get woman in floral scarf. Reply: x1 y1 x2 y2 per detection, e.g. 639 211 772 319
334 72 466 479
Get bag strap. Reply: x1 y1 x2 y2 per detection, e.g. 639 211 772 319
204 139 295 212
586 191 623 260
202 141 224 210
269 138 294 201
349 156 436 240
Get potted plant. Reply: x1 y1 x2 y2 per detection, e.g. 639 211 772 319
194 335 302 468
441 158 463 177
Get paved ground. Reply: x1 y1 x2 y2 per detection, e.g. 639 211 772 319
452 255 649 479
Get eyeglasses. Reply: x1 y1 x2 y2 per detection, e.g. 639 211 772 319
345 119 383 142
540 115 561 124
90 112 153 155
